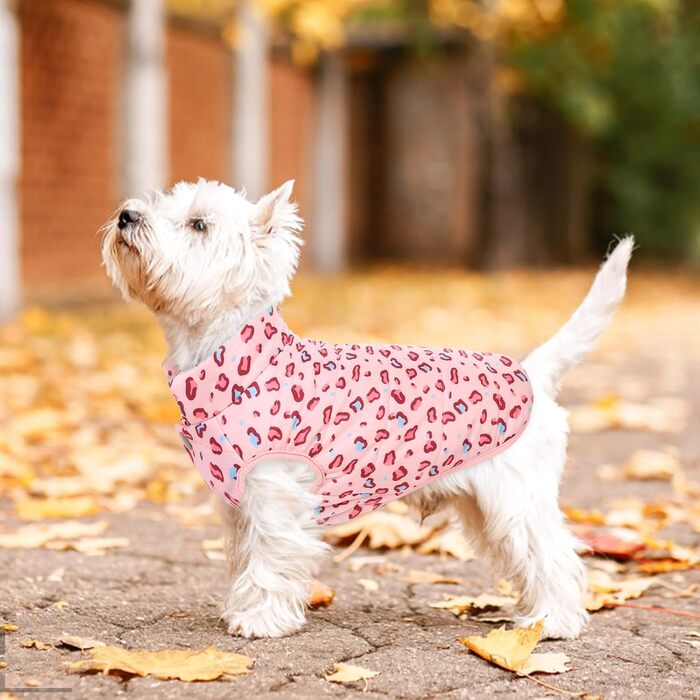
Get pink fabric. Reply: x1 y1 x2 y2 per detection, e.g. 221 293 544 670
164 307 533 525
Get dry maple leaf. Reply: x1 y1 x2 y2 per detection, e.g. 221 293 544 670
309 580 335 608
585 570 658 611
71 646 253 681
325 662 379 684
460 622 572 675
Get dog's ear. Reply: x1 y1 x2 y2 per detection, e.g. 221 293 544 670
251 180 302 240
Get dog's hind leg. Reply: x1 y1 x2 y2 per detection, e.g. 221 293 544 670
452 437 588 639
220 459 329 638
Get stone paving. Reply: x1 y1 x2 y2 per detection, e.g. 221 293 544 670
2 352 699 699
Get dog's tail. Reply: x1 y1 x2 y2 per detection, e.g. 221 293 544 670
523 236 634 397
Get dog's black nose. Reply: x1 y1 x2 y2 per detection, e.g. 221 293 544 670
118 209 141 230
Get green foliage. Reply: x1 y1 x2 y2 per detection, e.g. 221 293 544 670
508 0 700 256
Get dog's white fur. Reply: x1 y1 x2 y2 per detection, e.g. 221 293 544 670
102 178 634 640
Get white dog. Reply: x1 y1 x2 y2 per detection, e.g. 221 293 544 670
102 179 633 640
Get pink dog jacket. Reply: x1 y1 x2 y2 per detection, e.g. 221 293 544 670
165 307 533 526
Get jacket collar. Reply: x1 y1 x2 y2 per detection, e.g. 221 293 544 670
163 306 293 425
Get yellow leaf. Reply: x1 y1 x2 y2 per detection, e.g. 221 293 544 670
459 620 543 672
3 624 18 632
71 646 253 681
325 662 379 684
585 571 658 611
564 507 606 525
309 580 335 608
16 496 102 521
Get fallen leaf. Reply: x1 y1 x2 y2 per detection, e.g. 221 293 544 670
71 646 252 681
0 520 107 549
15 496 102 520
431 594 517 616
57 635 105 651
309 580 335 608
325 662 379 684
622 449 682 480
586 570 658 611
204 551 226 561
346 555 388 572
2 624 18 632
20 640 53 650
45 536 130 555
417 528 474 561
569 395 688 434
325 511 436 550
635 559 693 574
573 526 646 559
400 569 461 585
358 578 379 592
459 621 545 673
598 449 682 482
564 507 606 525
521 652 571 675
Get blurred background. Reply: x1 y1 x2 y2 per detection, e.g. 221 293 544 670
0 0 699 315
1 6 700 691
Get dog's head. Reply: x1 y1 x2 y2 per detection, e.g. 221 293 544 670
101 179 302 325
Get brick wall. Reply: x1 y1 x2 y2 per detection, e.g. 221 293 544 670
167 23 232 186
19 0 124 294
18 1 314 297
268 58 313 232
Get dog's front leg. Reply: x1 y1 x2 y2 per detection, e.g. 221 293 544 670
220 459 328 638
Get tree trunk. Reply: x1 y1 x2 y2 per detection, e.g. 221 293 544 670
0 0 21 319
233 0 268 200
124 0 167 195
310 52 349 273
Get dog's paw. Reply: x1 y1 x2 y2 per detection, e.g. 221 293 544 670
223 603 306 639
515 610 588 640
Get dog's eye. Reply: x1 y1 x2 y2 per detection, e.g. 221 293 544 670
191 219 207 232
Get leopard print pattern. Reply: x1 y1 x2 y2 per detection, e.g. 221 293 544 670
165 307 533 525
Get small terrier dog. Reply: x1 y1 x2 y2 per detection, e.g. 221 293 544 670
102 179 633 640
